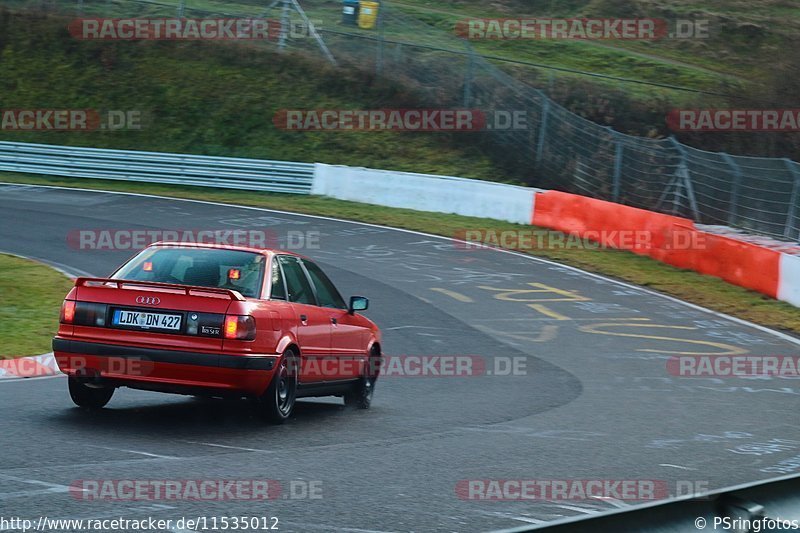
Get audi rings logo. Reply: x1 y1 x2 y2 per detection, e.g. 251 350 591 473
136 296 161 306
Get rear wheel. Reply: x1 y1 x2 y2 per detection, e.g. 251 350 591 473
344 350 380 409
256 349 298 424
68 377 114 409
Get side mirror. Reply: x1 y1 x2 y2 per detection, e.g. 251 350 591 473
348 296 369 314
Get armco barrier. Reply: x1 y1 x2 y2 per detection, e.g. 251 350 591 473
313 163 538 225
532 190 781 299
0 141 315 194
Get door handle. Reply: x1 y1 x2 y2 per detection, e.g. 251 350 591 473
331 317 337 325
300 314 308 323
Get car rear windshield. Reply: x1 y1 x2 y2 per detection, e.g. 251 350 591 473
113 247 266 298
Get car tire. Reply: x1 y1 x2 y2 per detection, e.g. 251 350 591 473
256 349 298 424
68 377 114 409
344 351 380 409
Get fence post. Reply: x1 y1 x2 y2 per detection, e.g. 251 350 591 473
785 159 800 240
76 0 83 14
721 153 741 227
611 130 623 203
658 137 700 221
376 1 385 75
277 0 290 51
463 46 475 108
177 0 186 17
535 99 550 165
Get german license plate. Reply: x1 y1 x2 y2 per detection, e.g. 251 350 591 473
112 309 182 331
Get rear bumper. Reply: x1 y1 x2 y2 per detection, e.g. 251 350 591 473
53 337 278 396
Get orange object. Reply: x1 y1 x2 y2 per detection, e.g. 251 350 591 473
532 191 780 298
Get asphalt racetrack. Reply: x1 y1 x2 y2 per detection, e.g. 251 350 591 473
2 183 800 532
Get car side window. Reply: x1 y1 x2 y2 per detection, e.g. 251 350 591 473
302 259 347 309
277 256 316 305
270 258 287 301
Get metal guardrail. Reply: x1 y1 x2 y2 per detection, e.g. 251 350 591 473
0 141 315 194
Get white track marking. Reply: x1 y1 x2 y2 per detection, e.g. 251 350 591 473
0 474 75 501
0 473 73 490
181 440 274 453
476 511 549 525
2 182 797 346
659 463 697 471
0 487 70 500
543 503 602 514
82 444 178 460
589 496 631 508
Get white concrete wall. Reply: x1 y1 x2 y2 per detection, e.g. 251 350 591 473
778 254 800 307
313 164 537 225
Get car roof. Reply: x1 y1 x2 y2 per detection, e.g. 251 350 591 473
148 241 307 259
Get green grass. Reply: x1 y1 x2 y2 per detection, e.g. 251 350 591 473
0 9 499 180
0 254 74 359
4 171 800 337
1 0 772 99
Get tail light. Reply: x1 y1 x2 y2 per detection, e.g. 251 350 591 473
60 300 76 324
223 315 256 341
61 301 108 326
75 302 108 327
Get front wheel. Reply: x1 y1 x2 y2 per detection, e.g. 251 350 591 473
255 349 298 424
344 352 380 409
68 377 114 409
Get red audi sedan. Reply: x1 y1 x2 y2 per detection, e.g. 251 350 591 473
53 243 382 423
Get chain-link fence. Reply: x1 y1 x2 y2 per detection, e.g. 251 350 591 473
8 0 800 240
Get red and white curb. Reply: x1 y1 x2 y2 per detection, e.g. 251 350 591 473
0 353 59 379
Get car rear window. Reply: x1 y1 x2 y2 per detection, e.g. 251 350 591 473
113 247 266 298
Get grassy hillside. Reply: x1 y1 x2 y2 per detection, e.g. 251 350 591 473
16 0 797 95
0 1 796 174
0 9 498 179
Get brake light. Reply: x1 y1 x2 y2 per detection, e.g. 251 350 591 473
223 315 256 341
61 300 76 324
224 316 238 338
143 261 153 272
228 268 241 280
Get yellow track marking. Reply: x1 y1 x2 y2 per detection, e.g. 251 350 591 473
528 304 570 321
479 283 590 302
578 323 748 355
430 288 473 303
